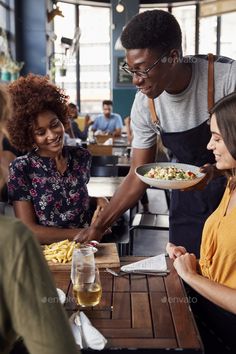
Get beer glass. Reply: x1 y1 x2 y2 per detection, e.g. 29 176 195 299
71 246 102 307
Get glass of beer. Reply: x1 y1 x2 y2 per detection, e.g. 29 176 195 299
71 246 102 307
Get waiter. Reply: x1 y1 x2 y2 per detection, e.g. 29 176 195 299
77 10 236 257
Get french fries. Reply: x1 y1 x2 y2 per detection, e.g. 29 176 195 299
43 239 80 264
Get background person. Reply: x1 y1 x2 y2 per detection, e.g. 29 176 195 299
167 92 236 353
7 74 108 244
67 102 92 141
92 100 123 137
76 10 236 256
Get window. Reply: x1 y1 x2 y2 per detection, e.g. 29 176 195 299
199 16 217 54
220 12 236 58
54 2 111 113
172 5 196 55
79 5 111 112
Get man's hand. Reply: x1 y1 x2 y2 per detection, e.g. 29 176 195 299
166 242 187 259
91 197 109 225
74 225 104 243
173 253 197 282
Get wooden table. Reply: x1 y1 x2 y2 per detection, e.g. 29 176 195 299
53 257 203 353
87 177 124 198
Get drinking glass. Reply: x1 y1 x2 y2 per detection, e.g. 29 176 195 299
71 246 102 307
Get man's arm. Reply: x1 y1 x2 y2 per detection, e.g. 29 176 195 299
76 144 157 242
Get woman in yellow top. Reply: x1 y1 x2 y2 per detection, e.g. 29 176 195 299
167 92 236 353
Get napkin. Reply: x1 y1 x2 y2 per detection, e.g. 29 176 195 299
103 138 113 145
69 311 107 350
120 253 167 273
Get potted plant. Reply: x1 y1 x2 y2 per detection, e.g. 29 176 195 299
8 60 24 81
59 61 67 76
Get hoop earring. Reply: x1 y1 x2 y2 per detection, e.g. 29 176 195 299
33 144 39 151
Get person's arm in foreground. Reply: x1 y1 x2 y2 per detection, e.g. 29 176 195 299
173 253 236 314
76 144 157 243
2 217 79 354
13 200 83 244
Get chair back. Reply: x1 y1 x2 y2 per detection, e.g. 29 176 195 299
91 155 118 166
90 165 118 177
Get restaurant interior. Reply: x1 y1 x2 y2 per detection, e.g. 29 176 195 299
0 1 236 354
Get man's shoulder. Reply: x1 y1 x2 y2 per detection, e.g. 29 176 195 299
187 54 235 67
111 112 122 119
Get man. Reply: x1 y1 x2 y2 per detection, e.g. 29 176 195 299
78 10 236 257
92 100 123 137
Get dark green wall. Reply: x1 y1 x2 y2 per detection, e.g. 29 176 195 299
113 88 136 120
111 0 139 121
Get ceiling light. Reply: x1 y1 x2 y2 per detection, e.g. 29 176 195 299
116 1 125 13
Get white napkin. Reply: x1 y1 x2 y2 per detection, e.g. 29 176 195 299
103 137 113 145
120 253 167 273
69 311 107 350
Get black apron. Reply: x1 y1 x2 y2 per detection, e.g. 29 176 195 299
149 54 226 257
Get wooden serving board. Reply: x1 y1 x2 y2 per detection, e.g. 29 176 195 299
47 243 120 270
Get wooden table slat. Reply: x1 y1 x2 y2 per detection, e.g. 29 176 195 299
130 275 148 292
131 293 152 329
148 275 166 292
150 292 175 338
91 319 131 329
165 263 201 348
108 338 178 348
112 292 130 320
101 328 153 338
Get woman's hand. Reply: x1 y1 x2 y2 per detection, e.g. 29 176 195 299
173 253 197 282
166 242 187 259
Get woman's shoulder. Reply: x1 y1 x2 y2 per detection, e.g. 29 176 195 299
10 152 32 168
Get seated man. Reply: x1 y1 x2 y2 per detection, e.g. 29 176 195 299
92 100 123 137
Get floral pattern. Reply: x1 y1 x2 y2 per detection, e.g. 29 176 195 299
8 147 92 228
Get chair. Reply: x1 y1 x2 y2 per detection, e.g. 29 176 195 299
91 155 118 166
91 155 119 177
128 188 170 255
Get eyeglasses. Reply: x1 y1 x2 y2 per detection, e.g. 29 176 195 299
122 52 168 79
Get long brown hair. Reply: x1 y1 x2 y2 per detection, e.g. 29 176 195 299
209 92 236 190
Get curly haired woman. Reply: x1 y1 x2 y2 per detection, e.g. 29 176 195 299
7 74 108 244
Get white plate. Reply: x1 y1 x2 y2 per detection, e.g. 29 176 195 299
57 288 66 304
135 162 205 190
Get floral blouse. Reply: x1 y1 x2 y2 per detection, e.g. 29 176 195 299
8 147 92 228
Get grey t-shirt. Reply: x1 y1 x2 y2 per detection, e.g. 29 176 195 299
131 55 236 149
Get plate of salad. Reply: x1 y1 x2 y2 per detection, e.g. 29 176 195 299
135 162 206 190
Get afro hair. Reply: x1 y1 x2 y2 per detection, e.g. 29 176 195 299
121 10 182 54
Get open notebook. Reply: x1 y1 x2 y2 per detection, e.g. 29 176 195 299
121 253 168 273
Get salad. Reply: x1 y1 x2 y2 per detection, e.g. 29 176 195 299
144 165 197 180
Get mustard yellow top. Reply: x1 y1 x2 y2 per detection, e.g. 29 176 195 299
199 182 236 289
